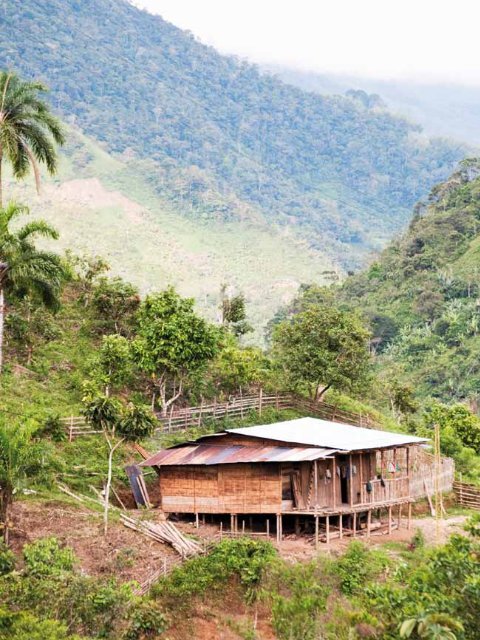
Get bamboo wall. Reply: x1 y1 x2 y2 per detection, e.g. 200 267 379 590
159 463 282 514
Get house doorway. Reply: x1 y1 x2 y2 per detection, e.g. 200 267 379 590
338 456 349 504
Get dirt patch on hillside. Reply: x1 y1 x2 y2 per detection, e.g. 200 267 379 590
45 178 145 224
10 500 178 584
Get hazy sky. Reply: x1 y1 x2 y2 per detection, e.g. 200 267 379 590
134 0 480 85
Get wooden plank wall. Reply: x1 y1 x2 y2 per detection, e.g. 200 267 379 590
160 463 282 513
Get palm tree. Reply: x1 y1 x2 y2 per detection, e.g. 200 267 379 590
0 201 66 371
0 71 65 207
0 421 48 543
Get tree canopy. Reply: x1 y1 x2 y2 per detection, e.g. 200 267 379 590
272 303 371 400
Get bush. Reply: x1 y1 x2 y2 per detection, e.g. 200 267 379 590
38 414 67 442
124 601 168 639
153 538 276 605
334 541 389 596
23 538 76 576
0 542 15 575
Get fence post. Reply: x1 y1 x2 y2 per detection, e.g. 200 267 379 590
275 392 279 411
168 404 174 432
69 415 74 442
197 397 204 427
259 388 263 415
213 396 217 418
240 387 244 419
459 473 463 506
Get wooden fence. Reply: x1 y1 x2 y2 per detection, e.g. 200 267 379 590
61 391 380 439
453 480 480 510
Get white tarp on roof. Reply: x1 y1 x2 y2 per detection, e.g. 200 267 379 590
227 417 427 451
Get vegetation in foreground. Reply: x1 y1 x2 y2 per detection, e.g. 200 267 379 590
0 517 479 639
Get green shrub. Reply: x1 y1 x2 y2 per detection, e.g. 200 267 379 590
124 601 168 639
334 541 390 596
23 538 76 576
0 607 84 639
267 561 330 640
0 542 15 575
153 538 276 606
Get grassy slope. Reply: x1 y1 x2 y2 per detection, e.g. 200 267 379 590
5 129 334 343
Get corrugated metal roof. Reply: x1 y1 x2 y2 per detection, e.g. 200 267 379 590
227 417 427 451
140 443 337 467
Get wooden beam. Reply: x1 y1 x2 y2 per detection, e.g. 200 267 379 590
367 509 371 538
349 454 354 506
332 458 336 509
359 452 364 503
314 460 318 506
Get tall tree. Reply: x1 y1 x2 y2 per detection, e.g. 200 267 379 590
132 287 219 415
0 71 65 207
272 304 371 401
220 284 252 337
0 202 66 371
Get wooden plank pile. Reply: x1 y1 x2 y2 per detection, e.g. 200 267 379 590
120 514 203 557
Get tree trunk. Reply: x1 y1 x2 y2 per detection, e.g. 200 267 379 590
0 153 3 209
0 287 5 374
0 486 12 544
315 383 331 402
104 436 124 535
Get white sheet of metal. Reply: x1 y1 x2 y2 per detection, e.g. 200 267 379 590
227 417 427 451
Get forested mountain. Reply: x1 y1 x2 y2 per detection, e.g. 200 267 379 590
268 65 480 146
0 0 466 269
338 159 480 401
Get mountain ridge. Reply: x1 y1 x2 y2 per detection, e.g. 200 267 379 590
0 0 467 269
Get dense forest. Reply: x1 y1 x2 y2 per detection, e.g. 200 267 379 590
336 159 480 402
0 0 467 266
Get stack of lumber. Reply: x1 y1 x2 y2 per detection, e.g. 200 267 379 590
120 514 203 557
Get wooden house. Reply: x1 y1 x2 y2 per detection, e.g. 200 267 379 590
140 417 454 539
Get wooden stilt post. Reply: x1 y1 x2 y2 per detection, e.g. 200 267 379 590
195 513 199 528
230 514 234 532
266 518 270 539
353 511 357 537
339 515 343 539
242 519 245 534
407 502 412 530
294 516 300 536
326 515 330 547
398 504 402 529
314 460 318 507
202 514 205 525
388 506 392 535
315 514 319 550
220 521 223 539
367 510 371 538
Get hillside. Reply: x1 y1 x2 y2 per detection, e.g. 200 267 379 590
5 128 333 341
0 0 466 272
268 65 480 146
338 158 480 401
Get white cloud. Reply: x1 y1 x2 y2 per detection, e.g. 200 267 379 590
134 0 480 85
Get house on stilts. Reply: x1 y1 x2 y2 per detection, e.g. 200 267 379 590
139 417 454 542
